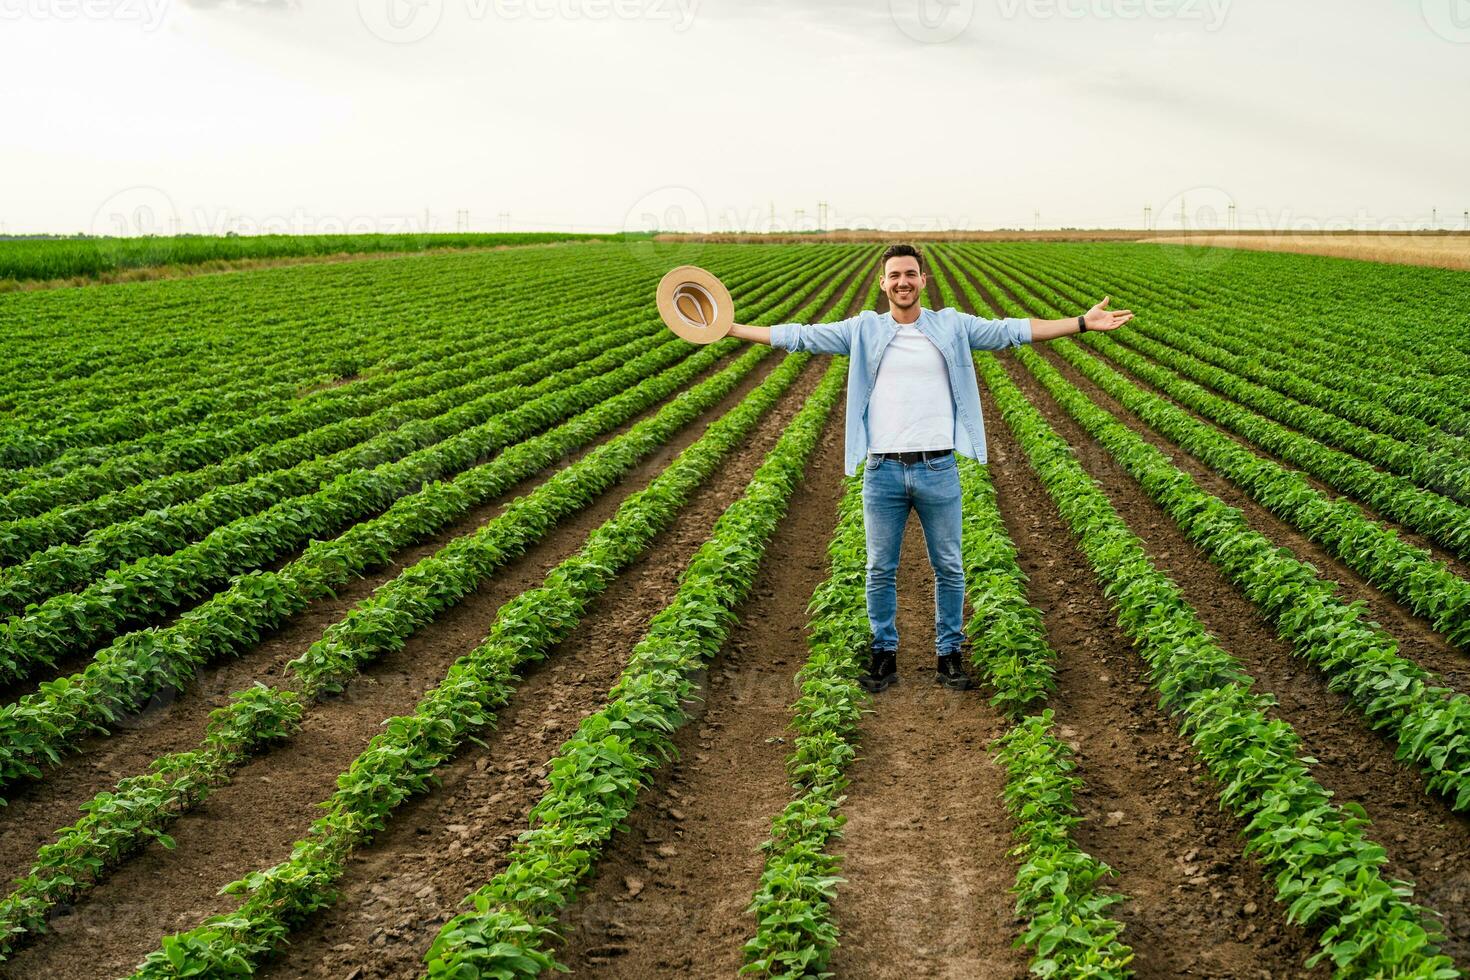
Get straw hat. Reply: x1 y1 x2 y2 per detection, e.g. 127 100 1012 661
657 265 735 345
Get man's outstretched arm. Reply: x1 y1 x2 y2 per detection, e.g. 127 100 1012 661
1029 296 1134 341
732 318 856 355
729 323 772 345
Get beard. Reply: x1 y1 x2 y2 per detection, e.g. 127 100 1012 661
889 286 919 309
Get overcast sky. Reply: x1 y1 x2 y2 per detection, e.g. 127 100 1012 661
4 0 1468 236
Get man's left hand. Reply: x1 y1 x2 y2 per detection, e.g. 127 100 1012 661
1084 296 1134 331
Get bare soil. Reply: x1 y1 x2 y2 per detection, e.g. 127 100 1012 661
7 246 1469 980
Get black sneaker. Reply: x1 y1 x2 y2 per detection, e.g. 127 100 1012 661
935 652 974 690
859 648 898 693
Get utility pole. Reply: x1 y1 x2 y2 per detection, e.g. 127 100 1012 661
795 208 805 230
1227 202 1236 231
768 200 776 233
1463 209 1468 231
455 209 469 233
817 201 828 232
497 212 510 233
1431 207 1438 230
1179 197 1187 230
1033 209 1040 232
1143 205 1152 231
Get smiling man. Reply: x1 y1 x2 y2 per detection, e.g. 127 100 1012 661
729 243 1132 693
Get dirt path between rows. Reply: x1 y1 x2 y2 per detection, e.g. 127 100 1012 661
0 247 863 881
826 509 1026 978
550 390 847 977
1032 343 1470 687
980 371 1326 979
248 361 832 980
247 258 872 980
0 344 761 884
958 249 1470 581
1000 351 1470 965
0 355 829 980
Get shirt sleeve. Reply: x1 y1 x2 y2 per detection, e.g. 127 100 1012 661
960 312 1032 350
769 316 857 355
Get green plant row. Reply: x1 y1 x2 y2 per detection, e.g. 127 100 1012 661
0 245 815 558
0 247 824 602
989 241 1470 408
0 337 729 794
988 243 1470 441
925 256 1135 977
977 350 1458 978
1051 275 1470 460
122 357 844 979
0 683 304 958
1014 344 1470 812
419 360 845 980
740 471 867 979
1043 338 1470 646
0 231 608 286
992 712 1134 979
0 329 678 683
954 453 1132 977
0 248 603 463
0 321 657 607
0 337 805 960
941 246 1470 559
0 253 659 496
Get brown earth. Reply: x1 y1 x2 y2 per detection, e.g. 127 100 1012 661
8 241 1468 980
825 518 1028 980
0 342 765 887
998 349 1470 966
961 250 1470 581
0 352 827 980
550 385 848 978
0 247 860 866
981 373 1327 979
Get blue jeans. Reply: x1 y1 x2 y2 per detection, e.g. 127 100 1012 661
861 453 966 657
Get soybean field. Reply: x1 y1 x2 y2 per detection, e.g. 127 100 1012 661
0 237 1467 979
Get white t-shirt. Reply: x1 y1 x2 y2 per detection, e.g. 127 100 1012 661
866 319 955 452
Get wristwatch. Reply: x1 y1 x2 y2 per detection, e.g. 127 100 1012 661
1077 315 1088 333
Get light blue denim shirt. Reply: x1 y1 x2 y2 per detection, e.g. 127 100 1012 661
769 307 1032 476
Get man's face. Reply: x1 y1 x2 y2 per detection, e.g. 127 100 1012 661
882 256 924 312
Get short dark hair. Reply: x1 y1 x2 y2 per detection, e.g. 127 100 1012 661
880 243 925 276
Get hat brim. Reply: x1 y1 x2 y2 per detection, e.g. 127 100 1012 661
657 266 735 345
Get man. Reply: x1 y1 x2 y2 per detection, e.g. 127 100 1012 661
729 243 1132 692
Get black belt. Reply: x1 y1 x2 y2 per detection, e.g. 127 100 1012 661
872 449 953 464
